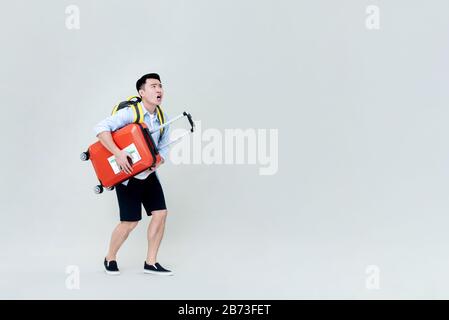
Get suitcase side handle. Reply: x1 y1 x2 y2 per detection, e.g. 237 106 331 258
139 124 158 169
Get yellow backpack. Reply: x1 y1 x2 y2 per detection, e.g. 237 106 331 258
111 96 166 141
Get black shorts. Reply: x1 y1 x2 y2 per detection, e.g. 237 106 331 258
115 173 167 221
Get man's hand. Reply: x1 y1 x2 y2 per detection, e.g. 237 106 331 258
97 131 133 174
114 150 133 174
149 157 165 173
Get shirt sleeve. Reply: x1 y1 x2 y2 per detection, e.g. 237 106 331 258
93 107 134 137
157 113 170 162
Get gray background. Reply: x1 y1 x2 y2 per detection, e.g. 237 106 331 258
0 0 448 299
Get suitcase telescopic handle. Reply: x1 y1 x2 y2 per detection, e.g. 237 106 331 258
149 111 195 134
154 112 196 150
183 112 195 133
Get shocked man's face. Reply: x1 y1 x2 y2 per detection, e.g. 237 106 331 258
140 79 164 106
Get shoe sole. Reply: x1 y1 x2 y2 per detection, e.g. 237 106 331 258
105 270 121 275
144 269 174 276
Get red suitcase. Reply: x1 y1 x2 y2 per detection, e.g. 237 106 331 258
81 112 194 194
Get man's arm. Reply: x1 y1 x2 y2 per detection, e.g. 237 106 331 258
93 108 134 174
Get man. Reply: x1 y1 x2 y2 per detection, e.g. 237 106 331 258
93 73 173 276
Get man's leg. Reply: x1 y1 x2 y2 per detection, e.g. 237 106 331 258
146 210 168 264
106 221 139 261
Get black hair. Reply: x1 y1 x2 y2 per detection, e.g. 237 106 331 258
136 73 161 92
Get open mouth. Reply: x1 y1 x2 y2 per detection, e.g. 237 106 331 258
156 95 162 101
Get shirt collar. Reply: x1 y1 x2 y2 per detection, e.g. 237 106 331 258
140 101 158 116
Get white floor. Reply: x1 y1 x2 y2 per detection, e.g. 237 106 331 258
2 238 448 300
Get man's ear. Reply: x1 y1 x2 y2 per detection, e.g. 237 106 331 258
138 88 145 97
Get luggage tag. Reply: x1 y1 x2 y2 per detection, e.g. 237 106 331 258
107 143 141 174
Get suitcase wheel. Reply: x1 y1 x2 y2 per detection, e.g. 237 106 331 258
94 185 103 194
80 151 90 161
106 186 115 191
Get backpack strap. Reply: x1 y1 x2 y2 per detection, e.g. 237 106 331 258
156 105 165 142
111 96 145 124
111 96 166 141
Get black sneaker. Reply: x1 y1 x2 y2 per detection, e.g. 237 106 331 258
144 262 173 276
104 258 120 275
